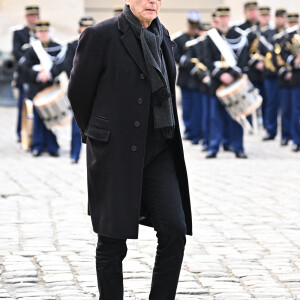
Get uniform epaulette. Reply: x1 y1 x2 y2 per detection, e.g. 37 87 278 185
10 24 25 32
185 36 205 48
171 31 184 41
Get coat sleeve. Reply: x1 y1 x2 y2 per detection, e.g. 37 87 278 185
67 26 104 138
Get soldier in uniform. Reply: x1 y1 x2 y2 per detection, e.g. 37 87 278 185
258 6 271 31
173 11 201 140
280 13 300 152
22 20 66 157
184 23 211 148
205 6 249 159
238 2 266 126
258 7 284 141
64 17 95 163
12 5 39 142
239 1 260 30
272 9 293 146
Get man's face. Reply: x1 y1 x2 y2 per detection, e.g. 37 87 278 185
275 16 286 28
25 14 39 27
125 0 161 26
216 15 230 29
35 30 50 43
245 8 259 22
259 14 270 27
288 21 299 28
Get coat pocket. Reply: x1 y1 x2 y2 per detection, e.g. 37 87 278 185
85 125 111 142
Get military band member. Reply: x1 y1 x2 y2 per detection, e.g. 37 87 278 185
64 17 95 163
258 7 283 141
22 20 66 157
12 5 39 142
272 9 293 146
280 13 300 152
184 23 210 148
173 11 200 140
238 2 265 126
258 6 271 31
239 1 260 30
205 6 249 159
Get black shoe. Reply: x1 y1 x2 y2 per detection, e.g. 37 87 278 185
49 152 59 157
183 135 192 141
17 137 21 143
201 145 209 152
206 152 217 159
235 152 248 159
32 150 41 157
191 140 199 145
262 134 275 141
280 140 289 146
223 146 233 152
292 145 300 152
71 158 79 164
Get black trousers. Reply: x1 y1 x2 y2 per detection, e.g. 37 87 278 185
96 138 187 300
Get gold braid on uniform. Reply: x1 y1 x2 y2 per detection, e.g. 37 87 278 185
275 44 286 67
250 38 264 60
265 52 276 72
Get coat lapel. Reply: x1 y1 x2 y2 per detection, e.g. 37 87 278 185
161 27 177 95
118 14 148 77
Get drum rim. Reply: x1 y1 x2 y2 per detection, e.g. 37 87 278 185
21 99 34 151
33 84 66 107
216 74 248 98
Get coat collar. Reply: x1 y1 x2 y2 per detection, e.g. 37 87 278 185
118 13 176 83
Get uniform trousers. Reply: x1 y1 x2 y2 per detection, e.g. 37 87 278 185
291 87 300 146
96 138 187 300
208 96 244 154
189 91 203 144
278 87 292 142
16 86 24 140
32 107 59 154
201 93 210 147
180 88 198 137
253 81 266 126
264 77 280 137
71 117 82 161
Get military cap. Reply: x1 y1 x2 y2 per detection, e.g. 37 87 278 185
215 6 231 17
79 17 95 27
287 13 299 23
275 8 287 17
259 6 270 15
187 11 201 27
25 5 39 15
244 1 258 10
199 22 211 31
35 20 50 31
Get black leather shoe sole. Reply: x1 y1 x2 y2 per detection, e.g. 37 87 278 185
235 152 248 159
206 152 217 159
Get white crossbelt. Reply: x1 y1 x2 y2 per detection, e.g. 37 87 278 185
207 28 237 67
31 40 53 72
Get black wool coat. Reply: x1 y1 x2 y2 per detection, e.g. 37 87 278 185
68 13 192 239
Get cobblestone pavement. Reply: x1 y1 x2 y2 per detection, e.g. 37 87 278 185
0 106 300 300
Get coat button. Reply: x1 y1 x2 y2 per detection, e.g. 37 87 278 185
134 121 140 128
140 73 145 80
131 145 137 152
137 98 143 104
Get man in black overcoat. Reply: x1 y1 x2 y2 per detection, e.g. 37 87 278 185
68 0 192 299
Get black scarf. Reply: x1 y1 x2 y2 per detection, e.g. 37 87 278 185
123 4 175 139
